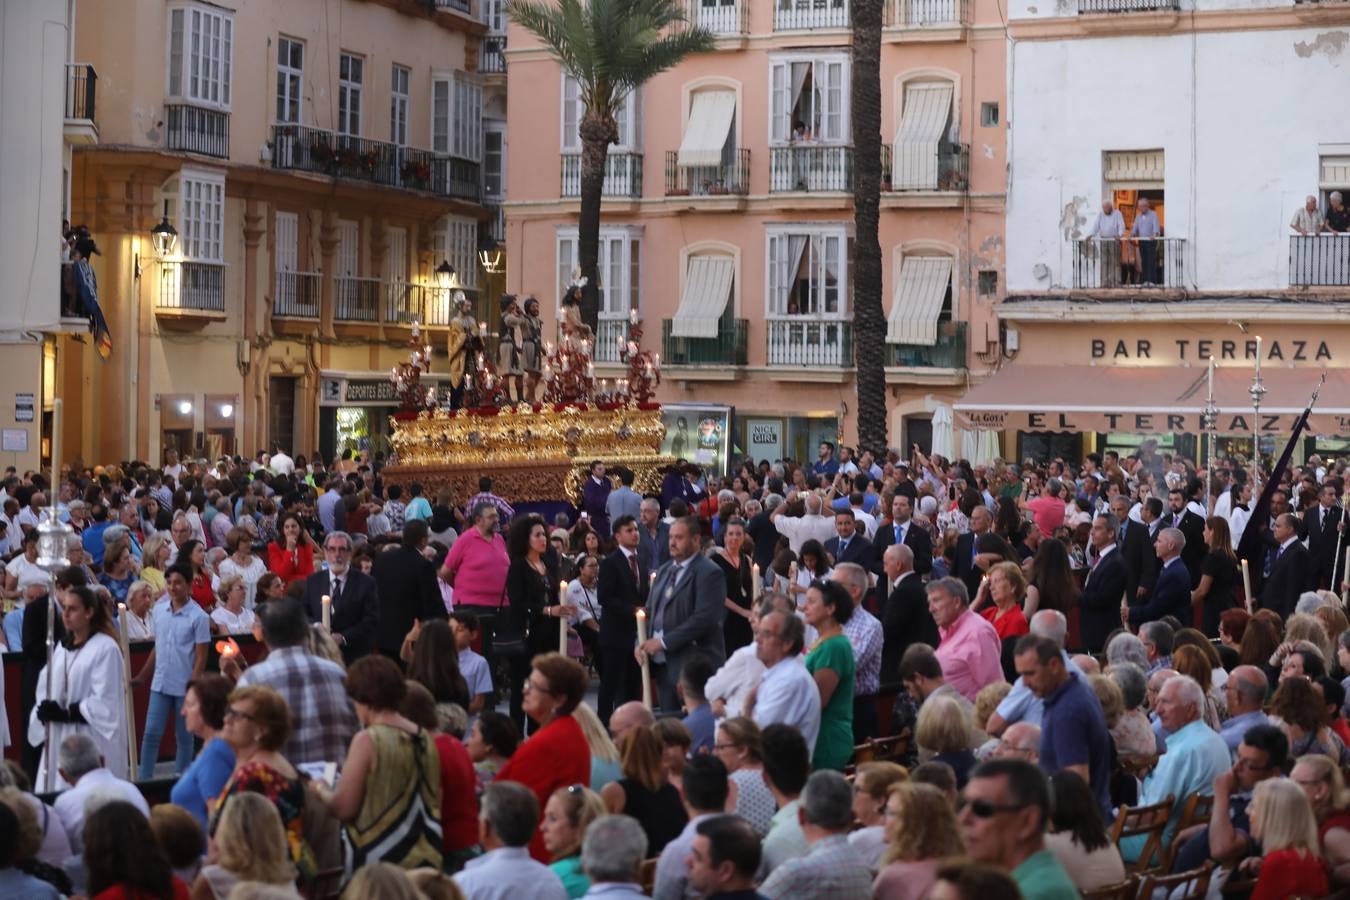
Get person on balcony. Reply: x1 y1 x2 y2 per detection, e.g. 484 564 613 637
1088 200 1126 287
1130 197 1163 286
1291 195 1325 236
1326 191 1349 234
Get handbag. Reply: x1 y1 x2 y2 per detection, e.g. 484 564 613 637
492 582 531 658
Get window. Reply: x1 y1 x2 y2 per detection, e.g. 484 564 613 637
391 65 410 146
770 55 848 144
484 124 505 198
432 73 482 160
435 217 479 291
560 76 639 152
276 37 303 123
978 270 998 295
164 170 225 261
767 226 849 316
483 0 506 33
338 53 363 136
167 4 233 109
556 227 642 318
980 102 999 127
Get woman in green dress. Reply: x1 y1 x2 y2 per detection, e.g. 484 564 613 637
803 579 857 771
541 784 607 898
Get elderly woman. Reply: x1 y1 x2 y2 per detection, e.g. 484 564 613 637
915 694 976 789
316 655 443 878
975 561 1030 641
210 575 256 636
848 762 909 870
123 579 156 640
169 674 235 831
802 579 856 771
99 540 139 606
216 526 267 611
713 717 777 836
1106 662 1161 763
140 533 171 596
192 792 299 899
873 782 965 900
495 653 593 862
599 725 687 855
543 784 608 898
1291 754 1350 883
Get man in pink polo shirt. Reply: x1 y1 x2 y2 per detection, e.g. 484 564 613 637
927 576 1003 701
440 502 510 613
1021 478 1066 539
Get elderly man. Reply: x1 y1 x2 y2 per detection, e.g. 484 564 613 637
610 701 655 742
580 815 649 899
1125 529 1190 628
830 563 884 742
1263 513 1316 619
1131 196 1163 285
454 781 568 900
1221 666 1270 754
770 491 836 555
639 497 672 574
301 530 379 663
880 543 937 680
995 722 1042 764
1014 633 1113 819
1122 675 1232 864
959 759 1079 899
987 610 1080 736
927 577 1002 702
759 771 872 899
948 503 991 599
1291 194 1326 235
1139 620 1174 674
750 610 821 750
53 733 148 854
1328 190 1350 233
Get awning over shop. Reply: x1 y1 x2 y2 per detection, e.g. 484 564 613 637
678 90 736 168
892 82 952 190
955 364 1350 436
671 256 735 338
887 256 951 345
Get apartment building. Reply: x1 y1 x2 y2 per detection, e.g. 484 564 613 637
504 0 1006 458
959 0 1350 463
64 0 501 464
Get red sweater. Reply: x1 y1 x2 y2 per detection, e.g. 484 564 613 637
267 541 315 585
1251 848 1327 900
435 733 480 852
496 713 592 862
93 877 190 900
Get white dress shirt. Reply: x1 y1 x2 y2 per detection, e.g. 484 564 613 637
55 768 149 853
753 655 822 752
453 846 568 900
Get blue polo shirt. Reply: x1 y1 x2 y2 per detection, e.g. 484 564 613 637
1040 673 1113 820
150 598 211 696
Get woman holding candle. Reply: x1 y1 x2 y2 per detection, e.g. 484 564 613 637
711 516 754 654
504 515 564 732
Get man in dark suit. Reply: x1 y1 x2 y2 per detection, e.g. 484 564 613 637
637 516 726 712
371 519 445 662
879 543 938 686
1262 513 1317 620
303 530 379 664
1165 488 1206 588
597 514 648 723
1110 495 1160 606
1081 512 1129 653
824 509 875 572
948 504 992 600
873 495 932 577
1126 527 1192 629
637 498 671 575
1303 483 1344 589
746 496 781 575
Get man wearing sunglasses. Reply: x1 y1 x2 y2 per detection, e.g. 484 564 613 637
959 758 1079 900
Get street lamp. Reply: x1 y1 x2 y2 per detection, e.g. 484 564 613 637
478 234 503 274
149 202 178 258
435 260 461 291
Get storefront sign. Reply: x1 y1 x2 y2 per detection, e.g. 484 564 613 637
661 405 732 475
745 418 784 462
956 408 1350 437
1090 338 1333 363
321 377 452 407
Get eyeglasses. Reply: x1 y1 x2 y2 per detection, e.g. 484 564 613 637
713 742 736 752
326 545 352 554
959 797 1028 819
523 678 555 695
224 707 256 722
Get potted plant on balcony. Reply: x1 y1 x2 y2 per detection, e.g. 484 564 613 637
359 150 380 176
337 145 362 173
401 158 432 188
309 139 335 169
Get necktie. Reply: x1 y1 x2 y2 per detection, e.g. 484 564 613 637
839 539 849 556
628 553 639 585
332 577 344 606
1118 524 1127 545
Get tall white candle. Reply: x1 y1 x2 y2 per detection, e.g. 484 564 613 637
51 399 61 486
752 564 762 602
321 594 332 630
635 609 652 709
1241 559 1253 613
559 580 570 654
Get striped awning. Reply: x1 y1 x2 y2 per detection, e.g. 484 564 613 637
1104 150 1165 189
677 91 736 168
892 83 953 190
671 256 735 338
887 256 952 345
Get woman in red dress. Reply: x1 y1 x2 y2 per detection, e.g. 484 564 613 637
1244 776 1328 900
975 561 1030 641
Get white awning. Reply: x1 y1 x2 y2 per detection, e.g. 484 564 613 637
1104 149 1165 189
892 83 952 190
671 256 734 338
887 256 952 345
678 91 736 168
1321 155 1350 189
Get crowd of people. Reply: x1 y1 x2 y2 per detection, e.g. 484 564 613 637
0 436 1346 898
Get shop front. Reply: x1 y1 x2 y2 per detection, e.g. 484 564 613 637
956 321 1350 465
318 373 453 465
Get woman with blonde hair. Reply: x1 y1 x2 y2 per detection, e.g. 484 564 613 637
1243 777 1328 900
192 791 298 899
541 784 607 898
1290 754 1350 882
340 862 422 900
1316 605 1350 648
570 701 621 790
600 726 687 854
873 782 964 900
140 533 171 595
1281 613 1336 672
916 693 976 788
849 762 908 869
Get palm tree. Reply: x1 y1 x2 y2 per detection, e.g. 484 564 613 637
851 0 886 456
509 0 715 331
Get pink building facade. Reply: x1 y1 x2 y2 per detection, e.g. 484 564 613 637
504 0 1005 459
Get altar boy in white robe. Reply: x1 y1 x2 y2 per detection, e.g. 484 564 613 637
27 585 130 789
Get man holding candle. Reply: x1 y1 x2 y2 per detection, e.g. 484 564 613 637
302 531 379 664
597 515 648 723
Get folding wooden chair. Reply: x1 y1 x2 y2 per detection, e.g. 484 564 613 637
1081 876 1138 900
1139 862 1213 900
639 857 658 896
1163 792 1215 870
1110 793 1174 875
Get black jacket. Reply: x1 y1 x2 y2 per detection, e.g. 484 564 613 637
598 548 648 650
1119 518 1160 603
1304 504 1344 586
874 520 932 577
372 544 446 656
949 531 983 600
824 533 877 573
880 573 938 686
1079 548 1128 653
303 569 380 663
1261 541 1317 620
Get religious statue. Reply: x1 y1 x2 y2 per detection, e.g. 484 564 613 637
446 292 477 410
497 294 528 404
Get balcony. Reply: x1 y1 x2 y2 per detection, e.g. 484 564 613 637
770 145 853 193
662 319 748 367
775 0 850 29
435 0 473 12
485 204 506 242
1078 0 1178 11
888 322 966 368
274 271 320 318
665 150 750 197
882 142 969 193
595 318 631 364
334 276 383 323
560 152 643 199
1070 237 1186 289
767 318 853 367
271 125 481 203
676 0 749 34
480 36 507 74
1290 235 1350 287
64 64 97 144
165 104 229 159
385 282 428 325
158 261 225 313
886 0 969 26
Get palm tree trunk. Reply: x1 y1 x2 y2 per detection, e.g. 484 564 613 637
852 0 887 457
577 116 618 333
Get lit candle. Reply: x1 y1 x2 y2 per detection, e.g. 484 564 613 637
559 580 570 654
627 341 638 356
479 322 487 336
629 308 639 325
1207 355 1215 399
587 362 595 378
1254 336 1262 378
1240 559 1252 613
321 594 332 631
635 609 652 709
752 564 762 601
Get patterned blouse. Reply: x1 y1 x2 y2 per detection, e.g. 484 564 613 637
209 760 316 883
